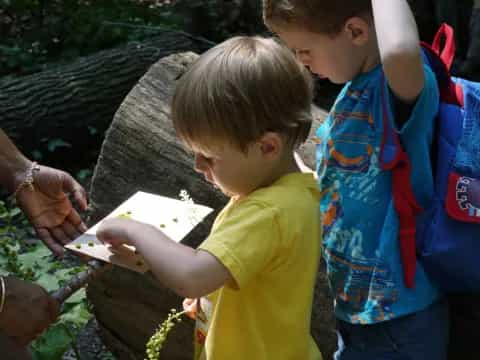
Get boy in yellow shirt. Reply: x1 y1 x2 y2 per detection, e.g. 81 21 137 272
97 36 323 360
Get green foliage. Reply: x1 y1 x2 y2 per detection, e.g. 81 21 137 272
0 198 95 359
76 168 93 182
31 299 92 360
30 132 97 183
45 138 72 153
0 0 181 77
101 353 117 360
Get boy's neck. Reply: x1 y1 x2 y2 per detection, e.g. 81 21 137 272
361 52 381 74
258 151 300 189
234 149 301 201
359 31 381 75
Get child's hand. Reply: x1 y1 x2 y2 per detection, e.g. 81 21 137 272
96 218 134 248
182 298 197 320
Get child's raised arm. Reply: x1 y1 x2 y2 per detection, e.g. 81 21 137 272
97 218 233 298
372 0 424 103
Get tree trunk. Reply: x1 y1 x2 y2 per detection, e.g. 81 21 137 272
86 52 336 360
0 31 213 167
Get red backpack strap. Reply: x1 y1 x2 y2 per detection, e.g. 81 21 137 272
379 79 422 289
432 23 456 69
422 23 464 107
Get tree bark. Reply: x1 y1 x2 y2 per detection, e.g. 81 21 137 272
86 52 336 360
0 31 213 164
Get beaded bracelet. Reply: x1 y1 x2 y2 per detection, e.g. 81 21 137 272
0 276 5 314
12 162 41 198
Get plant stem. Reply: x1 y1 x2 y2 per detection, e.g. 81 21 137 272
51 259 110 304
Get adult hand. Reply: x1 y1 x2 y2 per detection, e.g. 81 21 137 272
15 163 88 256
0 331 31 360
0 277 59 345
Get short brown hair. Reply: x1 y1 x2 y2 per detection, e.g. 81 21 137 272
263 0 372 35
171 36 313 153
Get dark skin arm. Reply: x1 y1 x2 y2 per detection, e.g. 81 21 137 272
0 277 59 346
0 129 88 345
0 129 88 255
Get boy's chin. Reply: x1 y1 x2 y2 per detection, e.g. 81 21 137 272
328 77 349 85
222 189 235 197
214 185 231 197
316 75 348 85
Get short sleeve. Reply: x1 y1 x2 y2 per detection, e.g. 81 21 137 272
198 200 281 289
384 65 439 134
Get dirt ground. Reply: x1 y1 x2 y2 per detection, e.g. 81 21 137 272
62 319 115 360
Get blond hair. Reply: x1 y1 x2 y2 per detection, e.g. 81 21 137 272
263 0 372 35
171 36 313 153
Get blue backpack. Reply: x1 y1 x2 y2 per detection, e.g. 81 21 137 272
380 24 480 292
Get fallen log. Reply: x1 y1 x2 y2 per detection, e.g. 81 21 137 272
0 31 213 165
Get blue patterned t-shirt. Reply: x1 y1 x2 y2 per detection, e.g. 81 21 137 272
316 64 440 324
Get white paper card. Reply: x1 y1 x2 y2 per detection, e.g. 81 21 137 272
65 191 213 273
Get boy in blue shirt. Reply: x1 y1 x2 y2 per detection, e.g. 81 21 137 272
264 0 449 359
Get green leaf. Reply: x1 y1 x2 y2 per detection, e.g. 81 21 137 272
30 323 74 360
31 150 43 160
59 301 92 328
52 268 77 285
35 273 60 292
76 168 93 181
30 294 92 360
47 138 72 152
100 352 117 360
8 207 21 217
64 287 86 305
88 125 98 135
17 245 52 271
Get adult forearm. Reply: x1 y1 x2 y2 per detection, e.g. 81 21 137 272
0 129 31 193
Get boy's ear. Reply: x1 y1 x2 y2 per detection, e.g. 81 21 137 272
258 132 283 157
344 17 370 46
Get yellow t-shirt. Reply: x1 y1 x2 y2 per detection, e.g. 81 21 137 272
196 172 322 360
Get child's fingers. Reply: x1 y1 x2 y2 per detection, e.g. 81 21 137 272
184 309 197 320
96 219 131 247
183 298 195 307
96 228 121 246
182 298 197 320
95 227 111 244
